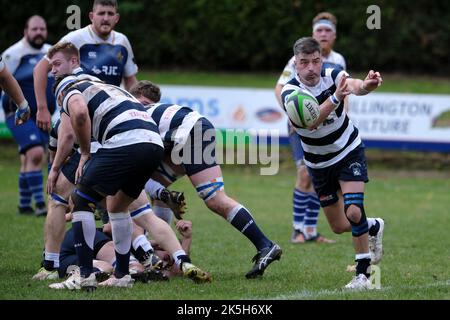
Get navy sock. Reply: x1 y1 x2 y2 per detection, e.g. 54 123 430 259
72 220 94 278
114 251 131 278
229 206 272 251
356 258 371 278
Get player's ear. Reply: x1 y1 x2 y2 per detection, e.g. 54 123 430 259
114 13 120 24
89 11 94 23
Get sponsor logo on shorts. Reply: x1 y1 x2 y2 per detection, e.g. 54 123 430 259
350 162 362 176
320 194 334 202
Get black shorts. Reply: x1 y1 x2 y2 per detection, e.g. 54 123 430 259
180 118 217 176
307 144 369 207
58 228 111 278
79 143 164 199
61 152 80 185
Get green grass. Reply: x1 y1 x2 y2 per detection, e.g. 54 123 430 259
138 70 450 94
0 144 449 300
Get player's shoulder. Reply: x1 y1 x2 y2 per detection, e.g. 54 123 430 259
281 79 301 96
286 55 295 66
2 39 25 58
59 26 90 47
328 50 346 69
42 43 53 54
112 30 132 47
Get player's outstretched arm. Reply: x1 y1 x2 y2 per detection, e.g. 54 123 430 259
347 70 383 95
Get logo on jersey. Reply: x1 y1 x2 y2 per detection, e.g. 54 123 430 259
117 51 124 63
91 65 102 75
28 58 38 65
88 51 97 59
323 89 332 98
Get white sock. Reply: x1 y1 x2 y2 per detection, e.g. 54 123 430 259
132 234 153 252
44 252 60 268
172 249 187 268
153 205 173 225
145 179 165 199
109 212 133 255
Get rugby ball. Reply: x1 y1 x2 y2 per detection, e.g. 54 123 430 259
284 89 320 129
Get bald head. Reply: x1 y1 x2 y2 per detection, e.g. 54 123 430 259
25 15 47 49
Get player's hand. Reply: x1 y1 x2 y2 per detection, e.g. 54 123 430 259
75 153 90 184
36 107 51 131
335 74 351 101
46 167 60 194
363 70 383 92
176 220 193 239
14 101 31 125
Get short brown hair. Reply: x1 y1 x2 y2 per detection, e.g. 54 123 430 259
293 37 321 56
93 0 118 10
130 80 161 103
48 42 80 61
312 12 337 26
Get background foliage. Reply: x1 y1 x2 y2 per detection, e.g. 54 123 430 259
1 0 449 74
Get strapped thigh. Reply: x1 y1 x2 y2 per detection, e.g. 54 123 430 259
195 177 224 201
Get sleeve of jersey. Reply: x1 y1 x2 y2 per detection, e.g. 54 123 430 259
1 49 20 74
276 57 295 85
61 87 82 116
123 36 138 77
333 69 350 86
280 86 296 111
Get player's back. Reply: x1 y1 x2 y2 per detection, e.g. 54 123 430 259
145 103 204 148
57 79 162 149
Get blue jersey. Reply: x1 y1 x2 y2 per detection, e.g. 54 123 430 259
56 26 138 86
1 39 55 117
58 79 162 149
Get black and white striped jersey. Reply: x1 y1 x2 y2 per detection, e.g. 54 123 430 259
49 118 101 154
145 103 204 148
59 80 163 149
281 67 362 169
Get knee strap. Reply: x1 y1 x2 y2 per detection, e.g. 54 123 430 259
71 186 103 213
130 203 152 219
50 193 69 207
195 177 224 201
344 193 368 237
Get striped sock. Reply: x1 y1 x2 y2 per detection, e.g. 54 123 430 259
293 189 307 232
25 170 44 205
19 172 32 208
304 192 320 239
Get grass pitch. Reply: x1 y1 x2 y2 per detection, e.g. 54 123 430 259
0 143 449 300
